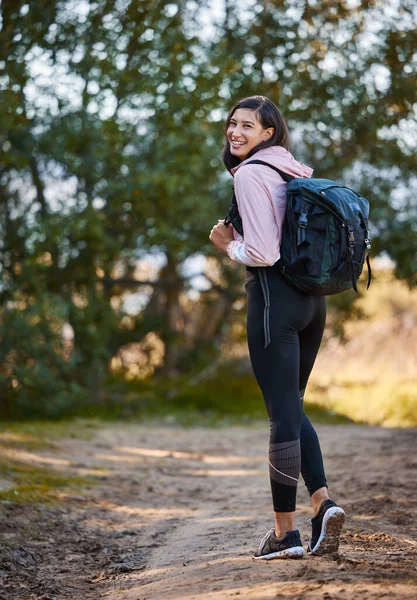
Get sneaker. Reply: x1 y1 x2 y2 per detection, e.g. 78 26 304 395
254 529 306 560
308 499 345 555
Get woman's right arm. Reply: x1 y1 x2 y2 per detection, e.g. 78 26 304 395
226 167 282 267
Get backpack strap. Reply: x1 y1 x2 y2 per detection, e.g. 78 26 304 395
345 220 359 293
224 159 294 235
244 159 295 183
363 218 372 290
366 254 372 290
224 191 243 235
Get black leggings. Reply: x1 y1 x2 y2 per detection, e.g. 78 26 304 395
245 267 328 512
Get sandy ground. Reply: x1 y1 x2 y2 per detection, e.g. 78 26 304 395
1 421 416 600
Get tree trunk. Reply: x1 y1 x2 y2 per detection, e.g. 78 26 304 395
152 254 183 380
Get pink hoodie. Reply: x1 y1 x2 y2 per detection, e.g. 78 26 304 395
226 146 313 267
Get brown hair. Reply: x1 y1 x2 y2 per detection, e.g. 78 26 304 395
221 95 291 173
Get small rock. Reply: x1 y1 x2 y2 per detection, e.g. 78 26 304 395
0 479 14 492
64 494 88 502
91 570 107 582
115 529 138 538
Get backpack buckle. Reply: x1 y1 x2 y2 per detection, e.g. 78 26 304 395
298 213 308 228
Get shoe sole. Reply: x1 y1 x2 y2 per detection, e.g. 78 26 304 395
309 506 345 556
254 546 306 560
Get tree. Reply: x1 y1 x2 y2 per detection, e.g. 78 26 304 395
0 0 416 415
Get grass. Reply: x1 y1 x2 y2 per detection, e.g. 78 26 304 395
0 457 94 505
72 364 354 426
0 430 58 452
307 378 417 428
0 418 100 444
308 269 417 428
0 419 102 506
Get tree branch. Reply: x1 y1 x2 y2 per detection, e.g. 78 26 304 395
101 272 227 294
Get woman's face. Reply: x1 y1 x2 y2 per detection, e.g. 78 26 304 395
226 108 274 161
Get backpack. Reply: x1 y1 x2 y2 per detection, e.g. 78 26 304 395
224 159 372 295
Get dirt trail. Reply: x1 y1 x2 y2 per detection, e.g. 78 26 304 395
1 422 416 599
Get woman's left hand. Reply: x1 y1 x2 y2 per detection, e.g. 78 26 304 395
209 220 235 253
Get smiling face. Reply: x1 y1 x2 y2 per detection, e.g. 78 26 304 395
226 108 274 161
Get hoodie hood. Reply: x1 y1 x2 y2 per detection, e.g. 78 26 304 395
231 146 313 179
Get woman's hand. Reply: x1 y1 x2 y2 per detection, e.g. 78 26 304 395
209 220 235 253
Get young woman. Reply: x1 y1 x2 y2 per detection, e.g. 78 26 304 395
209 95 345 560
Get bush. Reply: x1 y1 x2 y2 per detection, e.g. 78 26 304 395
0 293 85 419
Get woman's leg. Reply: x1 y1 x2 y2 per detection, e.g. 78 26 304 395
300 413 330 513
246 276 308 535
297 297 346 556
298 297 329 513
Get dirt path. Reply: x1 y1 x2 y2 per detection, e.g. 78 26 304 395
1 422 416 599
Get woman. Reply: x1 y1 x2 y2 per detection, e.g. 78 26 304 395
209 95 345 560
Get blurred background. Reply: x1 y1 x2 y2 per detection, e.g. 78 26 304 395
0 0 416 426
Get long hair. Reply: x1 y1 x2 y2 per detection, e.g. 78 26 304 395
221 95 290 173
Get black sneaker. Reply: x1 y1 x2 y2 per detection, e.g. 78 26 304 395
254 529 305 560
308 499 345 555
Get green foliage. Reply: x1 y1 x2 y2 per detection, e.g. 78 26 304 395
0 0 416 417
309 268 417 427
150 362 354 426
307 379 417 428
0 292 85 419
66 362 354 426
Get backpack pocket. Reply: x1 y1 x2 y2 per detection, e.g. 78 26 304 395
330 219 348 275
296 205 331 278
